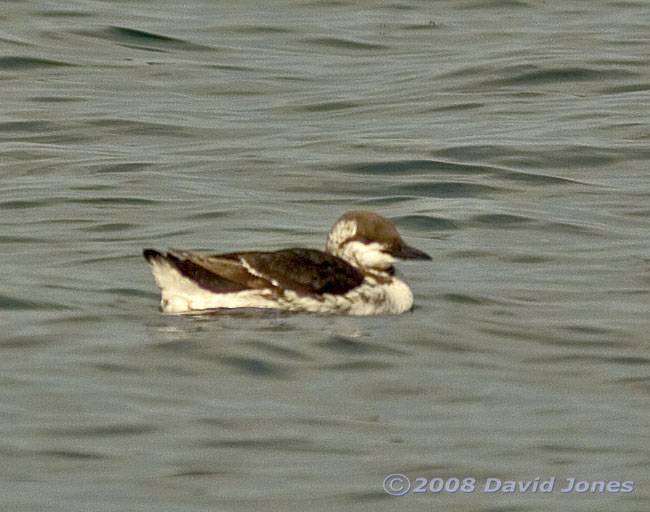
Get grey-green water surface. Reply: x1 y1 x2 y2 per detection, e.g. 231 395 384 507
2 1 649 511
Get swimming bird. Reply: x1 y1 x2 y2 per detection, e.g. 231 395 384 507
143 210 430 315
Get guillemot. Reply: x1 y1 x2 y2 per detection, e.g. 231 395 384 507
143 210 431 315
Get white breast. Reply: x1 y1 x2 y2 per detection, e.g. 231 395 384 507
380 277 414 314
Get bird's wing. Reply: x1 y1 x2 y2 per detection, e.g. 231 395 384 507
225 248 365 296
146 248 365 296
163 249 274 293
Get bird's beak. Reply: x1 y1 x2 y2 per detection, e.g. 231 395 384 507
393 243 431 260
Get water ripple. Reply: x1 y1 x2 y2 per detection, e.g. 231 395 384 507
220 356 291 379
47 424 158 437
398 181 504 198
317 335 405 355
343 159 581 186
395 214 459 231
488 67 628 86
0 293 66 311
302 37 389 51
76 26 213 52
469 213 533 228
0 56 73 69
39 449 106 459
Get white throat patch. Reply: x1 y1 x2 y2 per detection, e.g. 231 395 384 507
338 241 395 270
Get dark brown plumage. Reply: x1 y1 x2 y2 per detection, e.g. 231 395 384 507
143 247 365 296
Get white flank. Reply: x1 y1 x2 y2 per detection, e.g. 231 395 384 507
149 258 273 313
148 258 413 315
